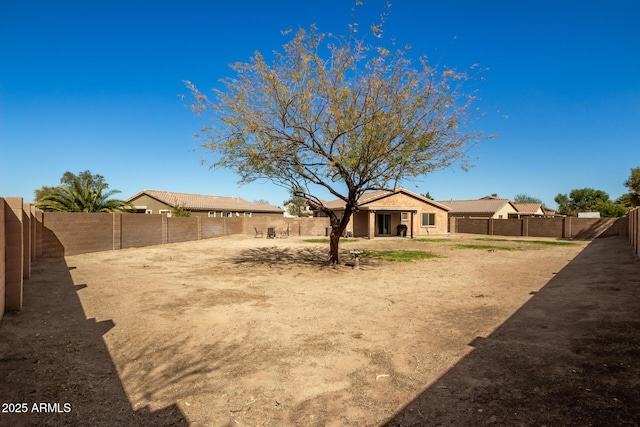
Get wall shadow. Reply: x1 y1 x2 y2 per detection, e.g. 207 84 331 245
232 245 373 268
571 217 622 240
383 236 640 426
0 257 188 426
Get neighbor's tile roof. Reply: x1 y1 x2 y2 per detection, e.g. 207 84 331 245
127 190 283 213
321 188 450 211
513 203 543 214
437 198 514 214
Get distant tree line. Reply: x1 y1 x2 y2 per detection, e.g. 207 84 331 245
554 167 639 217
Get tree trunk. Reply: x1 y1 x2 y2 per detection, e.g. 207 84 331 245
329 230 341 264
328 208 353 264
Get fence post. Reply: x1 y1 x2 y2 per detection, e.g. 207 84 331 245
5 197 24 312
112 212 122 250
0 199 5 320
22 203 31 280
162 214 168 244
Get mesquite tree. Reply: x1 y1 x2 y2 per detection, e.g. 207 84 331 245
185 19 484 264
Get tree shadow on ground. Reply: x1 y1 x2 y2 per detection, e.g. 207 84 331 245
383 236 640 426
231 245 373 268
0 257 188 426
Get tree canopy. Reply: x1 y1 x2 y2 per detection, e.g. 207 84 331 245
513 193 543 204
284 194 312 217
555 188 610 216
34 171 131 213
554 187 629 217
621 167 640 207
185 13 486 263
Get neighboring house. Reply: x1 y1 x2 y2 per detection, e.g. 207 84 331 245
126 190 284 217
438 196 518 219
511 203 546 218
283 201 313 218
314 188 450 238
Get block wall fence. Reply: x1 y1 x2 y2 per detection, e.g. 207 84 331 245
451 216 627 240
0 196 330 320
2 196 638 321
628 207 640 257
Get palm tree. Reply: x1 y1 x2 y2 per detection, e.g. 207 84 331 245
35 171 132 212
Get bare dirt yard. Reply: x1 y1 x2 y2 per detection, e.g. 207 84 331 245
1 234 639 426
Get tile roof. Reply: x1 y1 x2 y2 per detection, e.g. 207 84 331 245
437 198 515 214
127 190 283 213
321 188 450 211
512 203 543 214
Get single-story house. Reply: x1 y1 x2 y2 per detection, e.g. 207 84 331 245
437 196 518 219
511 203 546 218
314 188 450 238
126 190 284 217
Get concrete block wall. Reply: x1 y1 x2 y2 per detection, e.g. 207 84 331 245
629 207 639 257
167 217 200 243
0 200 5 320
492 218 523 236
528 217 564 238
455 216 625 240
35 213 330 258
4 198 25 314
41 213 114 256
121 214 163 248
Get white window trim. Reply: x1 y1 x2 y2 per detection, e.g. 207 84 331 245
159 209 172 217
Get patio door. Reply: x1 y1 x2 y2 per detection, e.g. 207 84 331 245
377 213 391 235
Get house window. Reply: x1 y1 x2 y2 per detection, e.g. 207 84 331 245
244 212 252 217
159 210 172 217
222 212 232 217
401 212 409 221
235 212 240 217
421 213 435 227
498 215 503 219
208 211 216 218
145 209 152 214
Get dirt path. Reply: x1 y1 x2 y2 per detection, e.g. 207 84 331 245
0 235 638 426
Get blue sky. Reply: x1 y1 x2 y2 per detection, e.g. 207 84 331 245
1 1 639 209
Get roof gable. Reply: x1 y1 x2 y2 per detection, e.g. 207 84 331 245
321 188 450 211
437 198 517 214
512 203 543 214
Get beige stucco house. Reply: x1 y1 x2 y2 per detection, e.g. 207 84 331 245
126 190 284 217
438 196 518 219
317 188 450 238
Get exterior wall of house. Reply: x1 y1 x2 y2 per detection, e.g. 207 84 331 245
493 204 518 219
333 193 449 237
365 192 449 236
351 211 369 237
